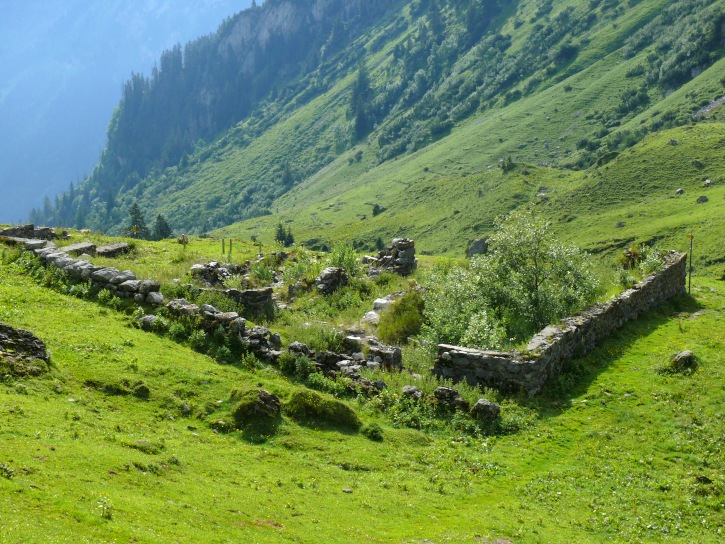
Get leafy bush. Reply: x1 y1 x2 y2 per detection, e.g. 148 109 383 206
230 388 281 437
169 322 190 341
330 244 360 277
638 245 664 276
282 247 323 284
422 209 600 348
377 290 425 344
361 423 384 441
285 390 361 431
189 330 208 352
251 263 274 285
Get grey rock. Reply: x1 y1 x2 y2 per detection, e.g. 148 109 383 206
119 280 142 293
316 267 349 295
91 267 121 283
138 280 161 295
697 195 709 204
471 399 501 421
110 270 136 285
467 237 489 257
138 315 158 331
670 350 696 371
402 385 424 400
289 341 312 356
95 242 130 258
146 292 165 306
166 299 199 316
59 242 96 256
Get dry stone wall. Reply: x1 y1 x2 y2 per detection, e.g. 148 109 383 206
434 251 687 395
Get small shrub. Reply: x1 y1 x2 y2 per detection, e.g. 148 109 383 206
251 263 274 285
638 245 664 276
361 422 384 441
68 282 91 299
0 462 14 479
131 382 151 400
306 372 348 397
285 390 361 431
378 290 425 344
240 353 262 371
294 356 317 380
212 345 233 364
189 330 208 352
97 495 114 520
330 244 360 277
168 322 189 341
97 289 115 306
299 325 345 353
230 388 281 436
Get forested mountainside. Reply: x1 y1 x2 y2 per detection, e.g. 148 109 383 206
34 0 725 247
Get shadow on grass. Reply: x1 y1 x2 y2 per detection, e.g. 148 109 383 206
515 293 706 419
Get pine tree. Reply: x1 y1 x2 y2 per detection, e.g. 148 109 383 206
126 202 150 239
274 222 287 245
285 227 295 247
153 214 172 240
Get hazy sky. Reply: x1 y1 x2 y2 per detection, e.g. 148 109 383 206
0 0 253 223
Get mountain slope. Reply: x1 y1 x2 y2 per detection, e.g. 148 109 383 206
36 0 725 265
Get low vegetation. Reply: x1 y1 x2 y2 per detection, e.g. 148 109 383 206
0 234 722 542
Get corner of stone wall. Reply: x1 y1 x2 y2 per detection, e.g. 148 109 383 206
432 251 687 395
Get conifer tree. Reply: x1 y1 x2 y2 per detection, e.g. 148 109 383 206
274 222 287 245
126 202 150 239
153 214 172 240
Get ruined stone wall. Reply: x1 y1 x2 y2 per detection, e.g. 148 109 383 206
433 251 687 395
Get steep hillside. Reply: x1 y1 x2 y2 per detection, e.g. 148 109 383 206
36 0 725 259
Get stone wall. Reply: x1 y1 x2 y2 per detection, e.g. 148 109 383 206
433 251 687 395
0 224 60 240
366 238 417 276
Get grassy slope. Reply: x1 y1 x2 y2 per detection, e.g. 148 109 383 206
1 248 724 542
211 42 725 270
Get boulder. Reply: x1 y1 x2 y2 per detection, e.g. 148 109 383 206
471 399 501 422
95 243 130 258
369 238 417 276
0 323 48 361
433 386 470 411
367 344 402 371
467 237 489 257
316 267 349 295
670 350 696 371
166 299 199 316
138 280 160 295
146 292 165 306
91 267 121 283
110 270 136 285
401 385 424 400
59 242 96 256
696 195 709 204
138 315 158 331
675 188 685 195
231 389 281 430
119 280 142 293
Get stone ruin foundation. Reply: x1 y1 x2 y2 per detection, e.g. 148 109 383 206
433 251 687 395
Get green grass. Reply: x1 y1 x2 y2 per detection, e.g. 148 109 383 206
1 242 724 542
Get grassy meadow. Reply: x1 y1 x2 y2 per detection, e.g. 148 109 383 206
0 232 723 542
